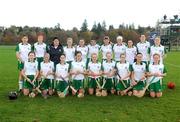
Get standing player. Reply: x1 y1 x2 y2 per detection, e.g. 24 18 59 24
131 53 147 97
100 36 113 61
55 54 70 98
87 53 102 96
40 53 54 98
32 33 47 70
125 40 137 64
136 35 150 64
113 36 126 62
147 53 167 98
21 51 39 97
87 40 100 65
149 37 166 64
15 35 31 92
116 53 131 96
63 37 75 69
76 39 88 63
70 51 86 97
101 52 116 96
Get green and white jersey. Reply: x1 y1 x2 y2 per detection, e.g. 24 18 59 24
113 44 126 61
16 43 31 62
33 42 47 58
76 45 88 62
125 46 137 64
131 62 147 81
40 61 54 79
102 60 116 78
88 62 101 78
71 61 86 80
148 63 167 78
150 45 166 64
100 44 113 60
24 61 38 75
87 44 100 58
55 63 69 81
136 41 150 62
63 46 75 62
116 62 130 80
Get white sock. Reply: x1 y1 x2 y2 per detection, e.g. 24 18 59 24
19 80 23 90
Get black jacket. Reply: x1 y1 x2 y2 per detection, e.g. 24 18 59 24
47 44 64 65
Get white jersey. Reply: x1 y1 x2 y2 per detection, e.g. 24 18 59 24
40 61 54 79
87 44 100 58
16 43 31 62
150 45 166 64
100 44 113 59
88 62 101 78
76 45 88 62
33 42 47 58
136 41 150 62
131 62 147 81
102 60 116 78
113 44 126 61
125 46 137 64
116 62 130 80
24 61 38 75
148 63 166 78
55 63 69 81
71 61 86 80
63 46 75 62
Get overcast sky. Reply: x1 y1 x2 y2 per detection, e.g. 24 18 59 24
0 0 179 29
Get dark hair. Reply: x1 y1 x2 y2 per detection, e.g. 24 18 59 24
28 51 35 56
51 37 62 47
75 51 82 56
60 53 66 57
136 52 142 56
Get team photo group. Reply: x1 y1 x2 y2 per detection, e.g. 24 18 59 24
15 34 167 99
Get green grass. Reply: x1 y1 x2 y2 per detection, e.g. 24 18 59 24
0 46 180 122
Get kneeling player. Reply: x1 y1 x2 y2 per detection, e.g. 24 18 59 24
70 51 86 97
147 53 167 98
21 51 39 97
101 52 116 96
40 53 54 98
116 53 131 96
55 54 70 98
87 53 102 96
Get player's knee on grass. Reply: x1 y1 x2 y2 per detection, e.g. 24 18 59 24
48 89 53 95
88 88 94 95
23 89 29 96
111 89 115 94
150 92 156 98
156 92 162 98
133 90 138 95
42 90 48 95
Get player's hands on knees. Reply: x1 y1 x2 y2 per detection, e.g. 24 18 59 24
131 80 137 86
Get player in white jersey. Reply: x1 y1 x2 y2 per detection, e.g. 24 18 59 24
100 36 113 61
136 35 150 64
101 52 116 96
87 40 100 66
125 40 137 64
40 53 54 98
55 54 70 98
63 37 75 69
113 36 126 62
131 53 147 97
70 51 86 97
76 39 88 63
32 34 47 70
21 51 39 97
115 53 131 96
87 53 102 96
147 53 167 98
149 37 166 64
15 35 31 91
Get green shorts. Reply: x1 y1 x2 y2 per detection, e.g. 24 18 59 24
17 61 24 70
36 57 44 70
116 79 130 91
72 79 84 90
40 79 54 90
133 80 145 90
23 75 38 91
102 78 115 90
149 80 162 92
86 58 90 69
88 77 101 89
56 80 68 92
